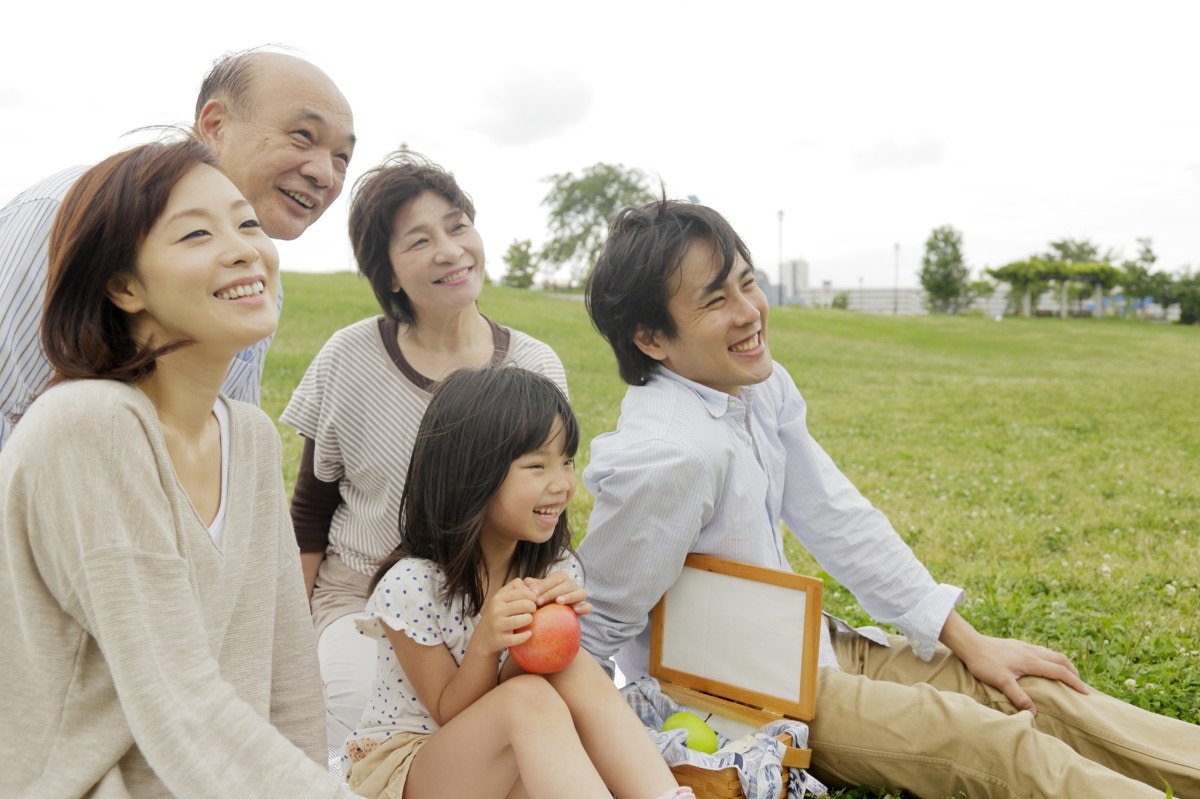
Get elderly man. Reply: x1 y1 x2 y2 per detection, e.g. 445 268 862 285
578 198 1200 799
0 47 355 449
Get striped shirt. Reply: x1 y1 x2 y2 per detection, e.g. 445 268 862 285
0 167 274 450
280 315 568 578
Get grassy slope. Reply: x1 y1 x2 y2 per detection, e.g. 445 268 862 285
265 272 1200 795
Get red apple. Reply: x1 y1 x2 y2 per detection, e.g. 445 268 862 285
509 602 581 674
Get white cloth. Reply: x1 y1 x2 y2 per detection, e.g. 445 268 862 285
0 167 274 450
578 364 964 681
621 677 827 799
319 612 377 760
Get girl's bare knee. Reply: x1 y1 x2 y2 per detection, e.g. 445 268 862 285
495 674 571 725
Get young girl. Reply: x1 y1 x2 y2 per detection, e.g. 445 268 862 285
344 366 691 799
0 138 356 798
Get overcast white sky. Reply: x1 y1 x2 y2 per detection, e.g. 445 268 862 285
3 1 1197 289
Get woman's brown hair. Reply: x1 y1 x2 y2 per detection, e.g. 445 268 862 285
348 150 476 325
41 136 219 384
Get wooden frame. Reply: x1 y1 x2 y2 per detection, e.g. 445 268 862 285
648 554 823 796
650 554 823 721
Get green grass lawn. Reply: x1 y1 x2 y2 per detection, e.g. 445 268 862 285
265 272 1200 797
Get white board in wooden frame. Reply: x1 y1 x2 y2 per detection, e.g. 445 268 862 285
650 554 823 722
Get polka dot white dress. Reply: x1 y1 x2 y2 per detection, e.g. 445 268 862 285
346 555 583 754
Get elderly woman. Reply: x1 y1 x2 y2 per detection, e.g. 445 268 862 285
280 152 567 753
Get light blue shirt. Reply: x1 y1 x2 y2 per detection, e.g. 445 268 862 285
578 363 963 680
0 167 274 449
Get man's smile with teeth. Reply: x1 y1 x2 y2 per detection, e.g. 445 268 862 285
215 280 265 300
729 332 761 353
435 267 471 284
283 189 314 209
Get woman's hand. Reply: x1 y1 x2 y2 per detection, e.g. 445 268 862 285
524 570 592 616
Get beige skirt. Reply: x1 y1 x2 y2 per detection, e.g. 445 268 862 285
346 731 428 799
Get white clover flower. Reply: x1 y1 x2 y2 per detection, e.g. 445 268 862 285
1125 678 1137 690
1165 584 1177 597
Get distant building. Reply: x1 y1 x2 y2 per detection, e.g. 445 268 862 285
759 258 809 306
779 258 809 299
784 285 1180 319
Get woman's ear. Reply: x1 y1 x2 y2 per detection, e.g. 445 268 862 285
106 272 146 315
633 325 666 361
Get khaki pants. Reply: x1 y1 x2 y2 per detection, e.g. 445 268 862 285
809 625 1199 798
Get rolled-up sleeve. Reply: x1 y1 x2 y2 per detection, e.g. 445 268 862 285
772 374 963 659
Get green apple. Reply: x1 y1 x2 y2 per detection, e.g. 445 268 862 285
661 711 719 754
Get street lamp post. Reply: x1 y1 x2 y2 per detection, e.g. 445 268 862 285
893 242 900 315
777 210 785 306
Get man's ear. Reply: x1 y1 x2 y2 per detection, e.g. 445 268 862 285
106 272 145 315
195 99 230 150
633 325 667 361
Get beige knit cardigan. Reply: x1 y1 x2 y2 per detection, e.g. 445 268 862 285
0 380 359 798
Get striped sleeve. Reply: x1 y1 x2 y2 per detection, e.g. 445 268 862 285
0 166 273 450
0 167 89 450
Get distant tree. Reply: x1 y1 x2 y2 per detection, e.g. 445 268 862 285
540 163 655 283
500 239 538 289
987 259 1049 317
1177 269 1200 325
1041 238 1116 317
1120 238 1159 317
1147 270 1179 320
919 225 969 313
965 275 997 310
831 291 851 310
1043 238 1115 265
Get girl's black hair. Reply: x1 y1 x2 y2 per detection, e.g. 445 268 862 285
370 366 579 617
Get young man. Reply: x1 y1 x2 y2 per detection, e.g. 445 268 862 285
0 47 356 449
578 199 1199 798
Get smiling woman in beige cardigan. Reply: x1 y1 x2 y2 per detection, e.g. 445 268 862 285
0 138 360 799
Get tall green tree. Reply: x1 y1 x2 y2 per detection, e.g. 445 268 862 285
1042 238 1114 265
1177 269 1200 325
1120 238 1159 317
965 275 997 310
500 239 538 289
1113 239 1194 322
540 163 655 283
1147 271 1179 320
919 225 969 313
1041 238 1115 317
988 259 1049 317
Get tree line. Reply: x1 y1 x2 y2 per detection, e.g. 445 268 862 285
920 225 1200 324
500 162 1199 326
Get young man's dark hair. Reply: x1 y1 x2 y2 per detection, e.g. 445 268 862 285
584 200 754 386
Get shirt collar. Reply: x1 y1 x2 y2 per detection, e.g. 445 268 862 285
651 366 755 419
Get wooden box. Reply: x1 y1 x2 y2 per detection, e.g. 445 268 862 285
649 554 824 799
